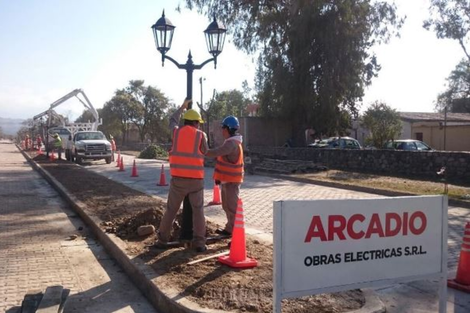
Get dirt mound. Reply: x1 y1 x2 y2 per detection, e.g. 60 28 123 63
30 154 364 312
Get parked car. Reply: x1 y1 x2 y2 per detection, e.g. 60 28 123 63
308 137 362 149
384 139 434 151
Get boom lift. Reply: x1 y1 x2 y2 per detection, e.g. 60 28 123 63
32 89 102 155
33 88 101 133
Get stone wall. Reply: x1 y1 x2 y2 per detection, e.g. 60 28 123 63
247 146 470 181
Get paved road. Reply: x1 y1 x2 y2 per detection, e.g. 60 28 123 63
85 153 470 312
0 141 156 313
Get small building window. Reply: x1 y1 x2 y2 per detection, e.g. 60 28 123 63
415 132 423 141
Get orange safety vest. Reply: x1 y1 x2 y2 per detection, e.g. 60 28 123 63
169 126 205 179
213 142 244 183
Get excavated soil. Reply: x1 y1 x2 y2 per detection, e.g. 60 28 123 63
30 153 364 313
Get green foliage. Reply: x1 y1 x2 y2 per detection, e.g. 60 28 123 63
100 80 172 144
424 0 470 61
425 1 470 113
138 144 169 159
74 109 97 123
435 59 470 112
184 0 403 144
205 89 246 121
361 101 402 148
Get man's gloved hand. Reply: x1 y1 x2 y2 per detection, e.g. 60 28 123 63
215 180 221 185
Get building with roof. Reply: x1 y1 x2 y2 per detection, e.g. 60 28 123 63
399 112 470 151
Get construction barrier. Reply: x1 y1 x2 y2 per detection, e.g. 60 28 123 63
49 150 56 161
448 222 470 292
115 151 121 167
208 182 222 205
118 156 125 172
156 164 168 186
131 160 139 177
218 199 258 268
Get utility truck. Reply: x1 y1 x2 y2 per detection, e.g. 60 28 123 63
70 130 112 164
32 89 103 160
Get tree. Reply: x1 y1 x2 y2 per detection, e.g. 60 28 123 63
102 92 134 144
424 0 470 61
424 0 470 113
361 101 402 148
75 109 101 124
100 81 172 144
123 80 172 143
184 0 403 145
205 89 247 121
435 59 470 112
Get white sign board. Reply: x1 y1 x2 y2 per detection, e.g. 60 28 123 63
273 196 447 313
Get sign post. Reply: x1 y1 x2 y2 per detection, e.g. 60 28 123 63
273 196 447 313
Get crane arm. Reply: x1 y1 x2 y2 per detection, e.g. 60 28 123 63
32 88 101 132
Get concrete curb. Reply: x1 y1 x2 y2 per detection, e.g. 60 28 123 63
18 147 384 313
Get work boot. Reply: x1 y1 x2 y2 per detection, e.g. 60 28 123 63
215 229 232 237
153 240 169 249
195 245 207 253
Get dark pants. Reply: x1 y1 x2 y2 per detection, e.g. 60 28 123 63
180 196 193 240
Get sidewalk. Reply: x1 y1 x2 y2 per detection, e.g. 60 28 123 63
85 153 470 312
0 141 156 313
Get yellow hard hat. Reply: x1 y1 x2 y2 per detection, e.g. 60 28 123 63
183 109 204 123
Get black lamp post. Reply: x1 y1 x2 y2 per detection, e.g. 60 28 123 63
151 11 226 241
151 10 226 104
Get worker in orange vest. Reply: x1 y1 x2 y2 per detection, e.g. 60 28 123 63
109 135 116 162
25 134 31 150
205 116 244 237
36 135 42 151
154 99 209 252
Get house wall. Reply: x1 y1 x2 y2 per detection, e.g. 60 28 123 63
411 122 470 152
399 121 412 139
209 117 292 148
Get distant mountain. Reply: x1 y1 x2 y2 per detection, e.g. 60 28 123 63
0 117 25 135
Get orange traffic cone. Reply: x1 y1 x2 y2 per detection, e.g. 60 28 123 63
208 182 222 205
118 156 125 172
156 164 168 186
218 199 258 268
50 150 56 161
448 222 470 292
131 159 139 177
115 151 121 167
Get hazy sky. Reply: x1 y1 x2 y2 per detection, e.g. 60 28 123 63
0 0 465 121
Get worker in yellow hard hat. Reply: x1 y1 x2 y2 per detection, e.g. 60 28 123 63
155 98 209 253
52 133 63 160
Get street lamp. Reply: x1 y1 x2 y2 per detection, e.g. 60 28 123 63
151 11 227 241
151 10 226 103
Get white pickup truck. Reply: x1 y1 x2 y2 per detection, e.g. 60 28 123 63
67 131 112 164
